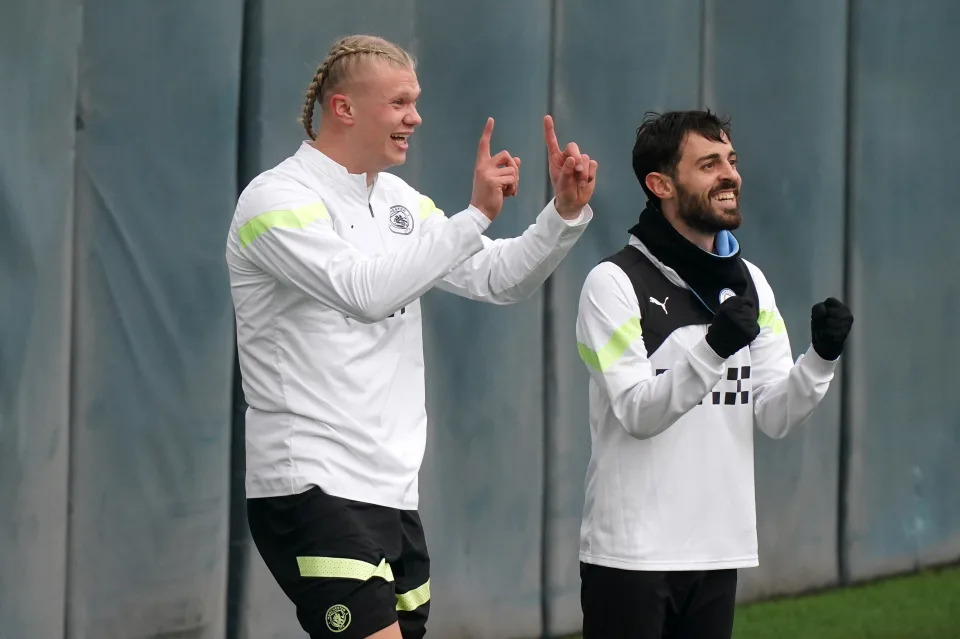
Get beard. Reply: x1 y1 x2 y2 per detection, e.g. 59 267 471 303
675 179 742 234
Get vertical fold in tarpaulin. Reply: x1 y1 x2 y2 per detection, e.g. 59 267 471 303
702 0 847 600
68 2 243 636
410 2 552 637
844 0 960 582
0 1 80 638
544 2 702 634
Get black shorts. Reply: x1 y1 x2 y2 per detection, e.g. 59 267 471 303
247 486 431 639
580 562 737 639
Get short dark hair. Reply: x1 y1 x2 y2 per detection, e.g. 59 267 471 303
632 109 732 203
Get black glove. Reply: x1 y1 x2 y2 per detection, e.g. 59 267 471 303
811 297 853 360
705 296 761 359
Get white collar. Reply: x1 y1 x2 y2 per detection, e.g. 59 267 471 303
294 142 377 194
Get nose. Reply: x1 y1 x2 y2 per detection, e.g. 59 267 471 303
406 104 422 127
719 159 740 187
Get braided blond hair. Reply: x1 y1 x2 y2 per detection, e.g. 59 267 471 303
300 35 416 140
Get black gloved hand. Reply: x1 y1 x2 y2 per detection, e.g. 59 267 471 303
811 297 853 360
705 296 761 359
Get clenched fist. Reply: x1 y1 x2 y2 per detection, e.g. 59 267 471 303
811 297 853 360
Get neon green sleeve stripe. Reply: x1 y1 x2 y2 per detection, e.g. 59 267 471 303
238 202 329 248
396 579 431 612
759 309 786 335
296 556 395 582
578 316 643 372
419 195 439 220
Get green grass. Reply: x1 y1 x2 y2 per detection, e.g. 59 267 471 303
733 565 960 639
562 565 960 639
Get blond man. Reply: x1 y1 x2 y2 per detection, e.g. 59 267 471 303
226 35 598 638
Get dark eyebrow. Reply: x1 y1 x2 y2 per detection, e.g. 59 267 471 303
696 151 737 164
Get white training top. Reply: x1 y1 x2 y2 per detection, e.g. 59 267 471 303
226 142 591 509
576 237 837 570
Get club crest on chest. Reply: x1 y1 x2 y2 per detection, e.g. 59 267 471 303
388 205 414 235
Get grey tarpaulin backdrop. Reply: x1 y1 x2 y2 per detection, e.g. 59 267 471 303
0 1 79 638
68 1 242 637
844 0 960 583
412 3 552 636
2 0 959 637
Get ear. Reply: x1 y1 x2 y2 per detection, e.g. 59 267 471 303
645 171 674 200
329 93 354 125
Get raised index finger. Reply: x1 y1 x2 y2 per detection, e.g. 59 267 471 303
544 115 561 156
477 117 494 163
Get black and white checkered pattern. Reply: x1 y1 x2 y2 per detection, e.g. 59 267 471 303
655 366 751 406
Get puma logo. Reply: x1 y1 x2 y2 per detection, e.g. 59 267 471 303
649 296 669 314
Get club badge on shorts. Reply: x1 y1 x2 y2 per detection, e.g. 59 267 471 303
719 288 735 304
389 205 414 235
326 604 351 633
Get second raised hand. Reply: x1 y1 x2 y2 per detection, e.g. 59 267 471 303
470 117 521 222
544 115 598 218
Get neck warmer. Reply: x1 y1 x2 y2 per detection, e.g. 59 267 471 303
629 203 749 313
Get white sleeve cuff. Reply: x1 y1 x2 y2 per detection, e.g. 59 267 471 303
464 204 492 232
547 198 594 227
691 337 728 370
798 344 840 378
